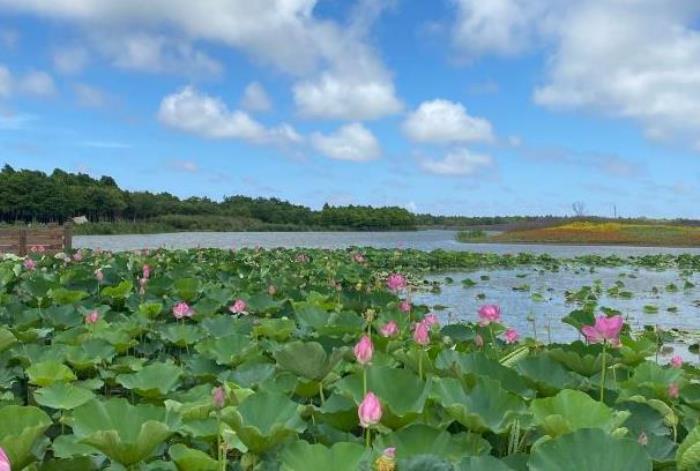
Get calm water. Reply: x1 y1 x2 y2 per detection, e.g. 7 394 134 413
75 230 700 256
414 267 700 359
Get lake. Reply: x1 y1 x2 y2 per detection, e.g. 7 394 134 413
75 230 700 256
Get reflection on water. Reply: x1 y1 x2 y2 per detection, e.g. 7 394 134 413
414 267 700 359
76 230 700 256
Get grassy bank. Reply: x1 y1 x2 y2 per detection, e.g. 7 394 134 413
459 221 700 247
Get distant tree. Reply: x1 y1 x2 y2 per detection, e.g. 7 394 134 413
572 201 586 217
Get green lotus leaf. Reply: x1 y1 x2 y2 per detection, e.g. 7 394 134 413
38 456 98 470
435 350 533 397
528 428 652 471
374 424 490 463
334 365 431 428
101 280 133 300
33 383 95 410
531 389 630 438
116 361 183 397
159 323 205 346
26 361 77 387
65 339 117 370
195 333 255 366
169 444 218 471
514 354 583 395
280 441 368 471
433 377 529 433
547 342 603 377
51 434 100 459
174 277 201 301
0 327 17 352
200 316 250 338
273 341 343 381
455 456 516 470
293 302 328 329
621 362 683 399
252 318 296 340
0 405 52 469
220 360 275 388
314 394 358 432
677 424 700 470
69 398 180 466
221 391 305 454
47 287 89 305
138 301 164 318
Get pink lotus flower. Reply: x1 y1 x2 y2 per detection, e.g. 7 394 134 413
671 355 683 368
478 304 501 326
0 447 10 471
354 335 374 365
398 300 411 313
386 273 407 292
504 328 520 344
296 253 309 263
229 299 247 315
72 251 83 262
85 310 100 325
94 269 104 283
142 265 151 279
413 321 430 346
353 253 366 263
474 334 484 348
358 391 382 427
30 245 45 253
668 383 679 399
212 386 225 409
423 313 439 328
383 448 396 459
172 302 193 320
23 258 36 271
380 320 399 338
581 315 623 346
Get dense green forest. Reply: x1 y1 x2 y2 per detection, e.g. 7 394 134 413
2 165 691 234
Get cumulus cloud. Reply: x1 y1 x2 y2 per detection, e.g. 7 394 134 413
240 82 271 112
0 67 57 98
158 86 302 146
73 83 108 107
420 148 493 176
451 0 700 147
19 71 56 96
311 123 381 161
0 0 402 120
169 159 199 173
52 46 89 74
403 99 494 143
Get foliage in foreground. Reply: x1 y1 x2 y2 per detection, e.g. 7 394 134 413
0 247 698 470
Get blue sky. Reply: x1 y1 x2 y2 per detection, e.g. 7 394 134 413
1 1 700 218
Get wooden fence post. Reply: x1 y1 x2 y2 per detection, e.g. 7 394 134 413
18 228 27 256
63 224 73 252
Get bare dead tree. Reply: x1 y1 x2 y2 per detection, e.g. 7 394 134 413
572 201 586 217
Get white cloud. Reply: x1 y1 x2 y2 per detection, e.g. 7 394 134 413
450 0 549 59
451 0 700 147
158 86 302 145
403 99 494 143
311 122 381 161
170 159 199 173
0 66 11 98
420 148 492 176
98 33 223 78
241 81 271 112
294 69 402 120
73 83 107 107
0 29 18 49
0 0 402 120
79 140 131 149
18 71 56 97
52 46 89 74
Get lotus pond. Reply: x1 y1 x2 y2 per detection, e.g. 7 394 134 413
1 247 700 470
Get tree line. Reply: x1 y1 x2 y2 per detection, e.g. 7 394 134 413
0 165 418 230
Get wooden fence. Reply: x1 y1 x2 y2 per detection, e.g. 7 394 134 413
0 224 73 256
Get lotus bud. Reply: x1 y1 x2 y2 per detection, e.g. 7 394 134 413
85 310 100 325
358 391 382 428
354 335 374 364
212 386 225 409
671 355 683 368
364 309 375 324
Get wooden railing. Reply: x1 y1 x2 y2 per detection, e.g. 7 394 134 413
0 224 73 256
